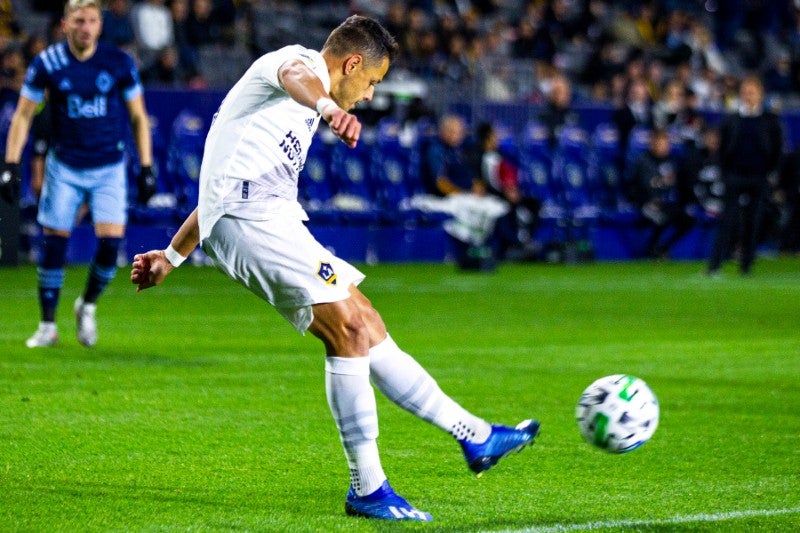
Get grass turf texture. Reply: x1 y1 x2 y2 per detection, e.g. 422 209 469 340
1 258 799 532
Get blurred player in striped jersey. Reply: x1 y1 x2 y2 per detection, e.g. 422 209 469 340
2 0 155 348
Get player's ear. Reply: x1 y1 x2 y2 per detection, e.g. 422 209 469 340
343 55 362 76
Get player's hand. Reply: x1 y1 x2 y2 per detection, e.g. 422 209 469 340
323 107 361 148
0 162 21 205
131 249 174 292
136 166 157 205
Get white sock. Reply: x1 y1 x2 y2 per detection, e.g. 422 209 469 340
325 356 387 496
369 334 492 443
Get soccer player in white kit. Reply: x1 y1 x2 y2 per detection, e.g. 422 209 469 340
131 16 539 522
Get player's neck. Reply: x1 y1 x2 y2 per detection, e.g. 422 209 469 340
67 40 98 62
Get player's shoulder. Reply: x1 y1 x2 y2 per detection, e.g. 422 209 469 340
29 42 69 73
261 44 323 68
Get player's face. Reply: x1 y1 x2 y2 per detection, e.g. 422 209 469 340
334 56 390 111
63 6 103 53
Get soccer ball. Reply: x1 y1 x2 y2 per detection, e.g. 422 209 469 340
575 374 659 453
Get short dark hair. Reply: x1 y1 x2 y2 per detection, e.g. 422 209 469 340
323 15 398 66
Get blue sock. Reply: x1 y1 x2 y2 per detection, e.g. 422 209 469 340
38 235 68 322
83 237 121 304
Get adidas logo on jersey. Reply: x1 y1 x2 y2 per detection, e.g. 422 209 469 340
59 78 72 91
305 118 315 131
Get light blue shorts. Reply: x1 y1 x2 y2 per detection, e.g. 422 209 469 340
37 153 128 231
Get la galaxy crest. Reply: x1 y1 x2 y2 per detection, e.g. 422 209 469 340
317 261 337 285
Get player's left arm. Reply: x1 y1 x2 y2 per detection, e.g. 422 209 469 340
126 94 157 203
126 95 153 168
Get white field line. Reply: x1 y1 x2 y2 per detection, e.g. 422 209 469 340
492 506 800 533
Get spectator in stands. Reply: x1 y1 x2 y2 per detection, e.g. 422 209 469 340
424 114 482 197
141 45 184 87
687 20 726 76
100 0 135 50
475 121 540 260
0 0 21 39
433 32 472 84
681 126 723 219
537 72 579 148
653 78 686 130
612 77 654 153
186 0 222 49
708 75 783 276
169 0 200 83
628 128 694 258
382 1 407 54
210 0 237 46
422 114 508 268
22 34 46 64
764 51 796 95
0 44 24 93
131 0 174 66
511 8 554 63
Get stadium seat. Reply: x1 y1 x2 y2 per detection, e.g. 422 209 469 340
166 109 206 216
589 123 632 218
330 128 380 222
128 114 174 224
372 118 422 221
552 125 598 259
518 121 563 221
623 125 652 181
298 129 340 223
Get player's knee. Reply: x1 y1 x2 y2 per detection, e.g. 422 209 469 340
337 311 370 352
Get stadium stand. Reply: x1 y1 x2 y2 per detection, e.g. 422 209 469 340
4 0 800 263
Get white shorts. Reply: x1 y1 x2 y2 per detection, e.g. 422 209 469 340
202 214 365 333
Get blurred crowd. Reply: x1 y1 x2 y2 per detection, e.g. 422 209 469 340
1 0 800 263
0 0 800 105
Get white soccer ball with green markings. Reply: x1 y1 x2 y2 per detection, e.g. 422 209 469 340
576 374 659 453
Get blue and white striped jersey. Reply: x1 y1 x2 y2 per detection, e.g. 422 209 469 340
21 41 143 169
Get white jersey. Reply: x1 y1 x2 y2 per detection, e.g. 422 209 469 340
197 45 329 242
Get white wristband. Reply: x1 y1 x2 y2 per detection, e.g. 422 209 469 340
315 97 337 116
164 245 187 268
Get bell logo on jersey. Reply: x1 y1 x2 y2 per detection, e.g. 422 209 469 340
317 261 337 285
67 94 108 119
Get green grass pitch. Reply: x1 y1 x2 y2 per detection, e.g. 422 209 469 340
1 258 799 531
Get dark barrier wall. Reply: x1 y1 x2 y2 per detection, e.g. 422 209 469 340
0 199 19 266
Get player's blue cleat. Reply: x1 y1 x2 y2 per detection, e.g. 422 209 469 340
460 419 540 476
345 480 433 522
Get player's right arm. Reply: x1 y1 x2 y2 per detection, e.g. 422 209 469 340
4 96 38 163
131 208 200 291
277 58 361 148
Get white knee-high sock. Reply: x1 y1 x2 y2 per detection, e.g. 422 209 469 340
369 334 491 443
325 356 387 496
